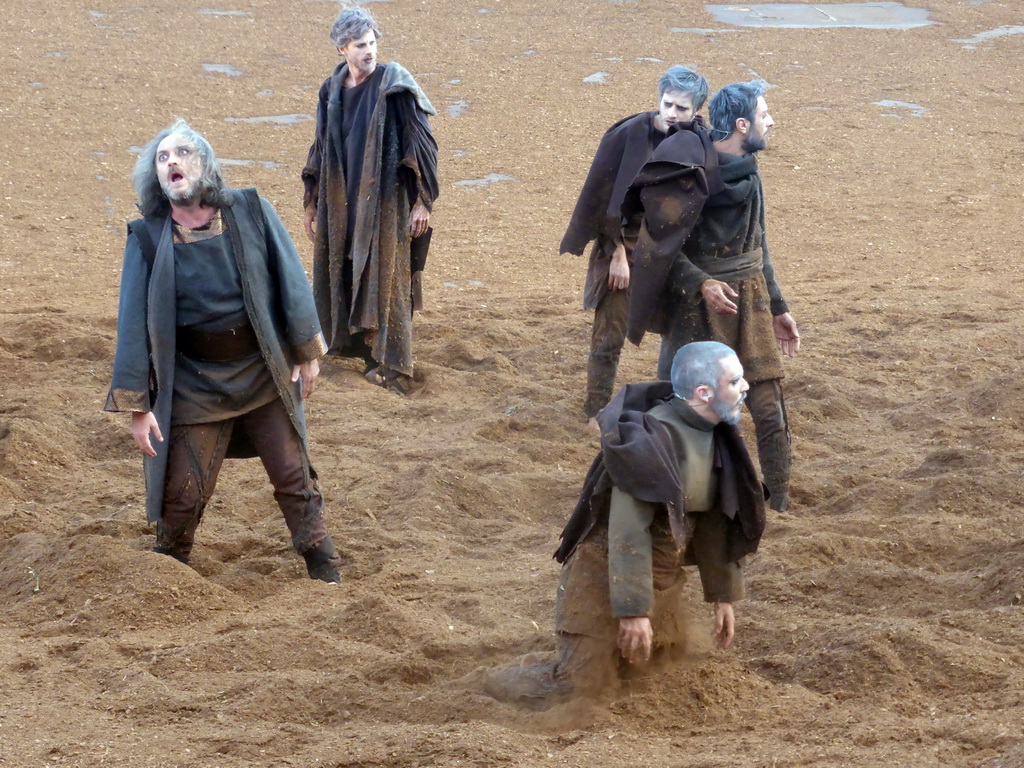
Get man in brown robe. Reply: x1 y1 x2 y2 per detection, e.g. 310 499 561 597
626 82 800 511
483 342 766 710
302 6 439 394
560 66 711 419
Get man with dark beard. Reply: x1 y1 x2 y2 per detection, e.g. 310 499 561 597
483 342 766 710
560 66 711 420
302 6 439 394
626 81 800 511
106 119 341 583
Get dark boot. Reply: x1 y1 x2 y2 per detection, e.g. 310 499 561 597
303 537 341 584
153 545 190 565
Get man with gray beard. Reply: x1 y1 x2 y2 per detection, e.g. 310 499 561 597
106 119 341 583
483 342 766 709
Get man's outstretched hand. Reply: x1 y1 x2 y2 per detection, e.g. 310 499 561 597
618 616 653 663
773 312 801 357
131 411 163 457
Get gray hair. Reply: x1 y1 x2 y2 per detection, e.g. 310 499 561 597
670 341 737 399
330 6 381 47
132 119 229 217
658 65 709 111
708 80 767 140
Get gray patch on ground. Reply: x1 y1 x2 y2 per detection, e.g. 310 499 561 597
453 174 517 189
952 25 1024 48
583 72 610 83
705 3 933 29
446 100 469 118
873 99 928 117
223 114 314 126
203 64 244 77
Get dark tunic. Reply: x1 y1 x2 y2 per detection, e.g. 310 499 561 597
338 66 385 247
105 189 327 524
171 231 277 425
658 151 789 383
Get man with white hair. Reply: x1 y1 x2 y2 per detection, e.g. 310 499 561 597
106 119 341 583
560 66 713 420
483 342 766 709
302 6 439 395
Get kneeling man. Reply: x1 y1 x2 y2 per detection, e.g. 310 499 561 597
484 341 766 708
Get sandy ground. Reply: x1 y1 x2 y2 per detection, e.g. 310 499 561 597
2 0 1024 765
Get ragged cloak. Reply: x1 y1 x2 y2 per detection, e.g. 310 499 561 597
303 62 439 376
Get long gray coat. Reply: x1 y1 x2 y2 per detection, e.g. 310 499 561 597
105 189 326 524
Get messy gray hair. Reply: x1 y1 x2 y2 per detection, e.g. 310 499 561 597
709 80 767 140
330 6 381 48
658 65 709 111
670 341 737 399
132 119 228 217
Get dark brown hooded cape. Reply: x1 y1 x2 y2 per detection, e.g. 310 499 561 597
622 119 723 345
554 381 766 567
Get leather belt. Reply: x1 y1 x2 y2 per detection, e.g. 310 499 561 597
177 322 260 363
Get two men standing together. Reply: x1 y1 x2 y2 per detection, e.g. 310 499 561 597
105 6 436 575
564 67 800 513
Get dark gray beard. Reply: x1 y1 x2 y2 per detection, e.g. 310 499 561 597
712 393 746 425
163 182 201 207
741 134 766 154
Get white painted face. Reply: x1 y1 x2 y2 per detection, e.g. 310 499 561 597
155 133 203 203
709 355 749 424
339 29 378 78
658 89 696 129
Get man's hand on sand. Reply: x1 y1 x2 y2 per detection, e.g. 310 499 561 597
700 279 739 315
714 602 735 649
131 411 163 457
618 616 653 663
773 312 800 357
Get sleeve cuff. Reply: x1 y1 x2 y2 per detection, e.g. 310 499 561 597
291 333 328 364
770 298 790 316
104 388 150 413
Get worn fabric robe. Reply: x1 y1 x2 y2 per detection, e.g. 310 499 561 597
303 61 439 377
560 111 671 311
621 119 723 345
104 189 326 524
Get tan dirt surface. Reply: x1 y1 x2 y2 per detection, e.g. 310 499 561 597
2 0 1023 765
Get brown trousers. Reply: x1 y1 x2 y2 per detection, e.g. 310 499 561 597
155 397 328 561
585 285 630 418
483 530 702 709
